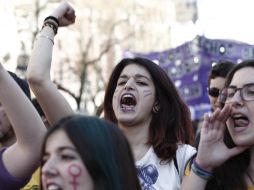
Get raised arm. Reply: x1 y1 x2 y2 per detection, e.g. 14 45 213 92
0 64 46 179
26 1 75 125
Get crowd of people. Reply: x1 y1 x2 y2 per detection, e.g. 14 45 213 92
0 1 253 190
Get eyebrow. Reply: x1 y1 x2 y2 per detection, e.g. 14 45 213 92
229 83 254 88
119 74 152 81
58 146 77 152
44 146 77 155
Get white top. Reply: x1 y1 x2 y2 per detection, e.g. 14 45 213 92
136 144 196 190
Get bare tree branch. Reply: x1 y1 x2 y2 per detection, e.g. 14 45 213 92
53 80 79 106
32 0 49 44
86 31 134 65
108 18 129 37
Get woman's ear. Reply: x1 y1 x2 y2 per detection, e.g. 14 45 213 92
152 101 160 113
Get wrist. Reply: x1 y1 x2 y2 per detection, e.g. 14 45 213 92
41 17 58 35
191 158 214 180
44 16 59 26
195 157 214 172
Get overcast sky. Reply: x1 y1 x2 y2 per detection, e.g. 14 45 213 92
197 0 254 44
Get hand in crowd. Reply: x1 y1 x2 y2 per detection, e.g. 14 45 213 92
195 105 247 171
50 1 76 27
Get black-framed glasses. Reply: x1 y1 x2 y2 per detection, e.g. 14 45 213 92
208 87 220 97
219 83 254 103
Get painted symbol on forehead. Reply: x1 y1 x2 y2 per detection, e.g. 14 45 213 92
143 90 152 97
68 163 82 190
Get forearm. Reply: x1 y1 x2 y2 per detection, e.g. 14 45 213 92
27 26 54 85
27 16 74 125
0 65 46 145
181 173 207 190
27 0 75 86
0 65 46 178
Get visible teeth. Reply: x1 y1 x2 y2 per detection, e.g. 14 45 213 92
232 115 247 120
123 94 132 98
232 114 243 118
48 184 60 190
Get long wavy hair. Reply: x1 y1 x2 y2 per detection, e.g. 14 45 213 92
104 57 194 162
40 115 141 190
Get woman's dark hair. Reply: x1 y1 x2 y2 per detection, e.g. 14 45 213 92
202 60 254 190
41 115 141 190
104 57 194 162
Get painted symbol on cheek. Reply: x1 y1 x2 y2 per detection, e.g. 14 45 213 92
144 90 152 97
68 164 82 190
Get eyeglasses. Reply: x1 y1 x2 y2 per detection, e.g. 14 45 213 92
219 83 254 103
208 87 220 97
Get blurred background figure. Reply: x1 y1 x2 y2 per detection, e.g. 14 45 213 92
207 61 235 111
194 61 235 147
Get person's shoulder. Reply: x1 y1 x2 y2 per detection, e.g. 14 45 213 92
174 144 196 179
0 147 30 189
20 168 40 190
176 144 196 160
177 144 196 153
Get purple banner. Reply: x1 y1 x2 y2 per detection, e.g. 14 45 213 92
124 36 254 120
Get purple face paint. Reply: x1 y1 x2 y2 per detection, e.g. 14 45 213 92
68 163 82 190
143 90 152 97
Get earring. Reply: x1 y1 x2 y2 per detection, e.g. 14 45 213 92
152 103 160 113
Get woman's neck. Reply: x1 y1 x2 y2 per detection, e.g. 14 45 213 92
119 121 150 161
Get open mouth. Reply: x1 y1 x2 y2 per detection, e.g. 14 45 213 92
47 184 62 190
120 93 137 111
231 113 249 128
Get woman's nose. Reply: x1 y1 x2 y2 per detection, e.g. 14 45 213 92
228 90 244 107
41 157 59 177
124 78 134 90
